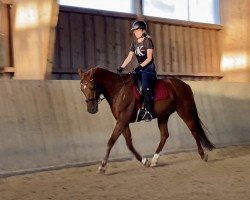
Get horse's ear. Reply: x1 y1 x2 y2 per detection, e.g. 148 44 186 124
78 68 84 78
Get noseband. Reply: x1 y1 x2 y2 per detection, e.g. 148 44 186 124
85 97 100 103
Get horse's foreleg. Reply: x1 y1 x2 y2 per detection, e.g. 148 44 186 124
151 117 169 167
98 121 125 173
122 126 150 166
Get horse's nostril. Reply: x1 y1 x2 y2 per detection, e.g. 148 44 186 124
91 108 95 112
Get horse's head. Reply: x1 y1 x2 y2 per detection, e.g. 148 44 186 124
78 68 100 114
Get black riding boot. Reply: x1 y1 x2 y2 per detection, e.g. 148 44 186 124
143 91 154 122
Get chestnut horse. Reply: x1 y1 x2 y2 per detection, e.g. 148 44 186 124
78 67 215 173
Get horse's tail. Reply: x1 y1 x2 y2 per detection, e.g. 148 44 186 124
168 79 215 151
192 103 215 151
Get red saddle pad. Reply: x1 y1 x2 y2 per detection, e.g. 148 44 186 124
133 79 169 102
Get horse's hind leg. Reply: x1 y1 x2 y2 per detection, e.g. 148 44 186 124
176 106 207 162
123 126 150 166
151 117 170 167
187 120 208 161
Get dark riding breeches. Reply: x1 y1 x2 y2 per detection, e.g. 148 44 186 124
134 62 157 114
134 62 157 92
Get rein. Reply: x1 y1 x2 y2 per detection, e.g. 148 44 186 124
118 73 132 87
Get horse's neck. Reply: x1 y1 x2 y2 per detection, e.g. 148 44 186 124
96 69 124 102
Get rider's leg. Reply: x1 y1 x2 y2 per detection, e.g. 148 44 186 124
144 89 154 114
141 64 156 121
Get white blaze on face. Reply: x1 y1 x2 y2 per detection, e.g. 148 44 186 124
83 85 87 90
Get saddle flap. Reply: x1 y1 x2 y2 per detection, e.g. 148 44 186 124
132 78 169 102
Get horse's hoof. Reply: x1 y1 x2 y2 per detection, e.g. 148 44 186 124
145 160 151 167
97 166 106 174
151 153 160 167
201 153 208 162
150 162 157 167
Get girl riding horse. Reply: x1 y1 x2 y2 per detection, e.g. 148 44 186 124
117 20 157 121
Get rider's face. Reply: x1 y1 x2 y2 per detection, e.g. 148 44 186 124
133 29 144 39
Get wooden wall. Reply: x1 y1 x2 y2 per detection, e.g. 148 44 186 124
219 0 250 82
51 6 223 80
0 0 58 80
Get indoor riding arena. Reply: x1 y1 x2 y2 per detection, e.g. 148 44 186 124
1 0 250 199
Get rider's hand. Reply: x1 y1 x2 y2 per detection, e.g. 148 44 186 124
117 67 123 74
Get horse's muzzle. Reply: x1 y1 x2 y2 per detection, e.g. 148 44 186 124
88 107 98 114
87 104 98 114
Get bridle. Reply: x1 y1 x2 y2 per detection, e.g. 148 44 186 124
80 78 105 104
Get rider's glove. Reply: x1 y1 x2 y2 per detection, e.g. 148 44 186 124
117 67 124 74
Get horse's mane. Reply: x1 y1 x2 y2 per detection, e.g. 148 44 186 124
91 66 133 94
92 66 129 79
92 66 115 76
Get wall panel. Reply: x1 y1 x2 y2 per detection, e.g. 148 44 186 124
197 29 206 73
162 25 171 72
83 14 95 68
204 30 212 73
105 17 116 70
176 26 185 73
58 12 71 70
183 27 192 73
52 6 222 80
94 15 106 67
70 13 85 71
154 23 163 71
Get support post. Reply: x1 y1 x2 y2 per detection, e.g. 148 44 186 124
133 0 143 20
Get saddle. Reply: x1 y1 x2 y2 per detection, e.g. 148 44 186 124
132 72 169 102
131 72 169 121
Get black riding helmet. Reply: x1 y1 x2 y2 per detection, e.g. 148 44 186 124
131 20 147 31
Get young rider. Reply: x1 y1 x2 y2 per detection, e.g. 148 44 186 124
117 20 157 121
